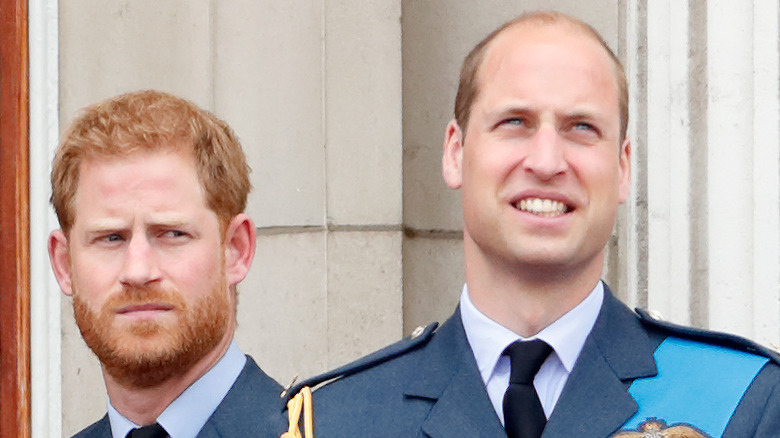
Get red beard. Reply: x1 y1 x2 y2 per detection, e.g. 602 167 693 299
72 274 232 388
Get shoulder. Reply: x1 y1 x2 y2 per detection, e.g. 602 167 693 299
628 309 780 436
635 307 780 366
202 355 286 437
284 322 439 402
211 355 283 423
70 415 110 438
233 355 285 398
282 322 449 436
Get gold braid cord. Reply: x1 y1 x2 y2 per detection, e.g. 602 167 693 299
281 386 314 438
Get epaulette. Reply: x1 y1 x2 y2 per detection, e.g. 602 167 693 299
281 322 439 405
635 308 780 366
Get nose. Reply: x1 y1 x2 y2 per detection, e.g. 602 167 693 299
522 125 568 181
119 235 161 287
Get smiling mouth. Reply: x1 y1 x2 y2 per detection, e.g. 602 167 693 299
515 198 572 217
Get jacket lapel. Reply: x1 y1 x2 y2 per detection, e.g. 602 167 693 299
405 311 506 438
390 285 658 437
542 288 657 437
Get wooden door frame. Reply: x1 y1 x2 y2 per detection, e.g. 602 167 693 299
0 0 31 436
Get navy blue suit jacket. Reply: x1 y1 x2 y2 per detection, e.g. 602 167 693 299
72 356 285 438
298 287 780 437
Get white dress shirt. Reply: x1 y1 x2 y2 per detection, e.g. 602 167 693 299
108 339 246 438
460 281 603 423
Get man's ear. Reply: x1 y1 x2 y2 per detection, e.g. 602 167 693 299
618 137 632 204
224 213 256 286
442 119 465 189
48 230 73 296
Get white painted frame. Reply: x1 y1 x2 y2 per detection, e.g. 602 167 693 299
28 0 61 436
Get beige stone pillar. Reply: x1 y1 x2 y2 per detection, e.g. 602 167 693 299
226 0 406 383
620 0 780 347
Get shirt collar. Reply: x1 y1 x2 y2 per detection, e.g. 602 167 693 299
108 340 246 438
460 281 604 383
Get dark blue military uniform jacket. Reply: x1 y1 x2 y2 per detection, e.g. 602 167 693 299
72 356 286 438
290 286 780 437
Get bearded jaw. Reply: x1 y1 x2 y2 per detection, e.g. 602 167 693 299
72 285 232 389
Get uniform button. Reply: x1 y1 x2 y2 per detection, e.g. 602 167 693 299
410 325 425 339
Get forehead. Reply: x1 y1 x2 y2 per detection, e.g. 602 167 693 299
476 22 619 108
73 149 205 210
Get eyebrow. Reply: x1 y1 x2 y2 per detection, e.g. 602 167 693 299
558 102 609 119
82 214 193 233
146 215 191 227
491 103 535 116
82 219 128 234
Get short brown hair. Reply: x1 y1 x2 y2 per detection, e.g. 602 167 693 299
51 90 251 234
454 11 629 142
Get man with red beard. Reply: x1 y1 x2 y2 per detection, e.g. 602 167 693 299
48 90 285 438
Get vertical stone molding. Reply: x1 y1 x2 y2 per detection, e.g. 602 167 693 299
623 0 780 345
614 0 649 310
749 0 780 347
646 0 694 325
707 0 756 336
28 1 61 437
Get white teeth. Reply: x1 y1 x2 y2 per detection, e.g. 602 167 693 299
516 198 568 217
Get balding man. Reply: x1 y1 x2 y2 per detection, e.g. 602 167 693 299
288 11 780 438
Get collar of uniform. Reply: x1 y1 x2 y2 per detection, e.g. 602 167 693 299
460 281 604 383
108 339 246 438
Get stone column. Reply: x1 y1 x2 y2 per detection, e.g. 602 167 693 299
222 0 405 384
620 0 780 346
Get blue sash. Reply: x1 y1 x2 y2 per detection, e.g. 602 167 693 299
622 337 767 436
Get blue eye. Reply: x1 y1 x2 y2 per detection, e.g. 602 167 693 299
565 121 602 145
93 232 125 246
574 122 595 131
105 233 123 242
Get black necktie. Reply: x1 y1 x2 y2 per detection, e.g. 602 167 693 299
502 340 553 438
125 423 169 438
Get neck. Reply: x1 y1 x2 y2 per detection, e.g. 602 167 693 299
463 239 603 338
103 331 233 426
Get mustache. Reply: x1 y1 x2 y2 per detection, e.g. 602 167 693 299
104 284 185 311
